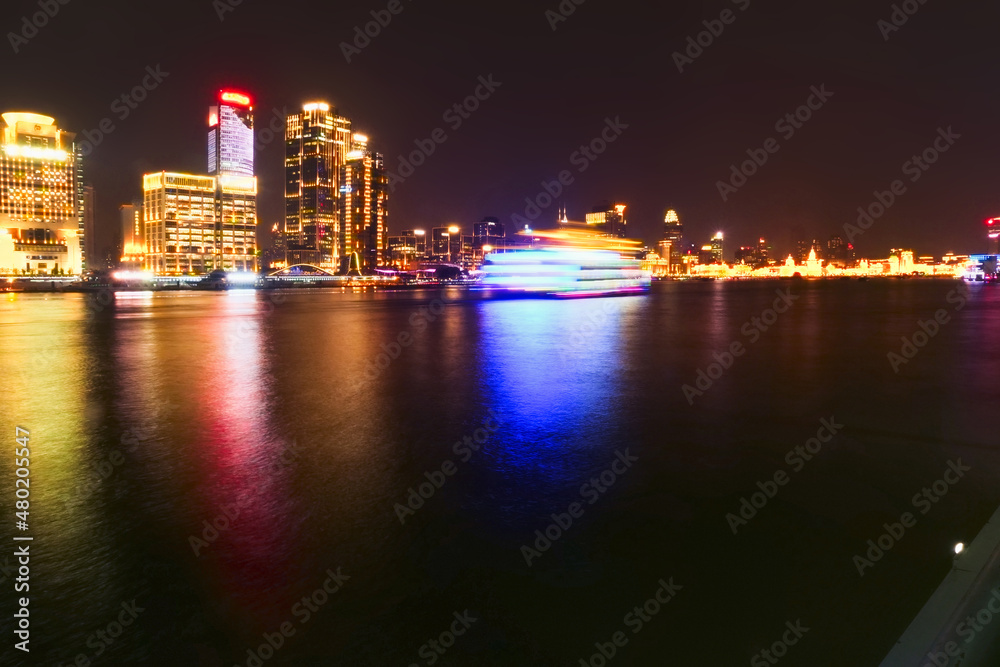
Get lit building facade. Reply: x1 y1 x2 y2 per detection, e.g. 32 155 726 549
387 229 425 269
585 203 627 238
661 209 683 273
284 103 353 267
142 171 257 274
474 217 505 249
209 91 254 178
339 140 387 273
139 89 259 275
0 112 85 274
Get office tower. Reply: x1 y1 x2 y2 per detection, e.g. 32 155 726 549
387 229 425 268
710 232 724 263
284 102 353 267
207 90 256 271
431 227 458 260
119 202 142 268
142 171 257 274
474 217 505 250
662 209 683 272
82 186 96 267
209 90 254 178
119 203 142 257
987 218 999 254
585 202 627 238
338 139 387 273
0 112 84 274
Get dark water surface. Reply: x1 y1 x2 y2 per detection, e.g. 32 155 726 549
2 280 999 666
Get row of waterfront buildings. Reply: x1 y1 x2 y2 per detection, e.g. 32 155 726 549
2 92 996 277
1 90 390 277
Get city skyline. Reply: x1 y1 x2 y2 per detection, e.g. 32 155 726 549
5 0 999 263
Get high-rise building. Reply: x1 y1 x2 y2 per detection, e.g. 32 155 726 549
0 112 84 274
431 226 459 260
585 202 627 238
83 185 96 267
986 217 999 254
710 232 724 263
142 171 257 274
284 102 353 268
474 217 505 249
387 229 426 269
661 209 683 272
119 202 142 263
209 91 256 272
209 90 254 178
339 139 387 274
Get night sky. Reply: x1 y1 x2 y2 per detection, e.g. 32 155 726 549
5 0 999 260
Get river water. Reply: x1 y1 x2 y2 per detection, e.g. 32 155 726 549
2 280 999 666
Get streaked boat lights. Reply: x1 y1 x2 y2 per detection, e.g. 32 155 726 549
479 248 651 297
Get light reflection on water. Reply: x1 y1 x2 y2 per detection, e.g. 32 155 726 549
1 283 998 666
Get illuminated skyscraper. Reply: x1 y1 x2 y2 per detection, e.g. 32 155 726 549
661 209 683 272
209 90 254 178
207 90 257 271
284 102 353 267
0 112 84 274
339 137 387 273
585 202 627 238
119 202 142 266
710 232 724 263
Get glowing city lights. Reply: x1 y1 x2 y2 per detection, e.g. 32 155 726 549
220 91 251 106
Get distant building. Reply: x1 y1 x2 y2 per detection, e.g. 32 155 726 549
339 139 387 273
119 202 142 266
710 232 724 263
142 171 256 274
82 185 97 268
284 102 353 268
430 227 457 260
662 209 683 272
585 202 627 238
0 112 84 274
387 229 425 269
474 217 505 250
986 217 999 254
